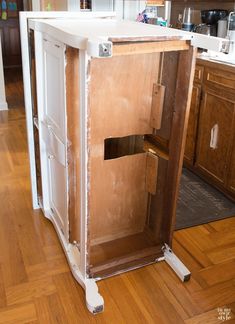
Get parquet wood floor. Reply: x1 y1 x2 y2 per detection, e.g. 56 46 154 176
0 69 234 323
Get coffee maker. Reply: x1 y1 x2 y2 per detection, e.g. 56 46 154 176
194 9 228 36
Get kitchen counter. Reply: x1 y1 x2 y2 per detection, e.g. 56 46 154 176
197 52 235 72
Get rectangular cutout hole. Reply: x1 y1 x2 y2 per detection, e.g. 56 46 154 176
104 135 145 160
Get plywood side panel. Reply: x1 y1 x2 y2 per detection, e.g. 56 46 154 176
154 51 180 145
147 157 169 240
162 46 197 244
89 154 148 245
88 53 161 245
65 47 80 244
89 53 160 140
150 83 165 130
146 153 159 195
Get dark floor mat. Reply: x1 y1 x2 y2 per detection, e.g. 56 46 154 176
176 168 235 230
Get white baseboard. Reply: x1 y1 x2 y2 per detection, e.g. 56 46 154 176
0 101 8 110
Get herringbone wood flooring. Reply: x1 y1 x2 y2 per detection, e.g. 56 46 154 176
0 69 234 323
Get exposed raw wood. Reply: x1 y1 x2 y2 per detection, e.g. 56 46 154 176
65 46 81 244
88 52 160 246
150 83 165 130
143 139 169 160
184 83 202 166
112 40 190 56
161 46 197 244
146 153 159 195
89 153 149 245
90 245 162 277
154 51 180 144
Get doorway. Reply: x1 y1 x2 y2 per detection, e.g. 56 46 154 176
0 0 24 68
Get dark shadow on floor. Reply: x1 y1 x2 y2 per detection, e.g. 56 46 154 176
176 168 235 230
4 67 24 109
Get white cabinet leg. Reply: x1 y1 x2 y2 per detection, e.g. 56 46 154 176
162 244 191 282
85 279 104 314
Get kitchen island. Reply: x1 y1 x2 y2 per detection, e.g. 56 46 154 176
20 11 230 313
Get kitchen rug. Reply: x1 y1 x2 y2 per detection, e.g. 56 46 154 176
176 168 235 230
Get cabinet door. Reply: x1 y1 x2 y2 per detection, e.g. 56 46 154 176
184 83 201 165
48 155 67 235
195 89 235 185
42 37 68 238
43 38 66 142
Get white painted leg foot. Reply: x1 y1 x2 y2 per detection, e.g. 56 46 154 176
162 244 191 282
85 279 104 314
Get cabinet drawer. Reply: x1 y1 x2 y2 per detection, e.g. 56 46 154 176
205 68 235 91
194 65 204 83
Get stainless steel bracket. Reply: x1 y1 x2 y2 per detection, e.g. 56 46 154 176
162 244 191 282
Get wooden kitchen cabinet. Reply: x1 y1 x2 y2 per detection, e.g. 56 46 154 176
184 59 235 201
184 83 201 165
21 12 197 313
195 87 235 185
228 139 235 195
184 64 203 165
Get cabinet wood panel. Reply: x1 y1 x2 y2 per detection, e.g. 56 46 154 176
195 90 235 185
194 65 204 83
205 68 235 92
184 83 201 165
227 137 235 194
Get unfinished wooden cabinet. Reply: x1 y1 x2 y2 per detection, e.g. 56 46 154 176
184 83 202 165
21 12 229 314
184 65 203 166
228 139 235 195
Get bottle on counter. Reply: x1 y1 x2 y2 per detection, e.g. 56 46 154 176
176 13 183 29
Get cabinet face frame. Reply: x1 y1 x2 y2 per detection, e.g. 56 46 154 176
184 83 202 166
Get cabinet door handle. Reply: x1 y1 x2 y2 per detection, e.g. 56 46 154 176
210 124 219 149
48 154 55 160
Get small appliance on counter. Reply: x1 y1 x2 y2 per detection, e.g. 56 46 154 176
227 12 235 56
194 9 228 36
217 19 228 38
182 7 194 31
199 12 235 65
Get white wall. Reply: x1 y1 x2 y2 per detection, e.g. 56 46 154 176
115 0 145 20
0 36 7 110
31 0 146 20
